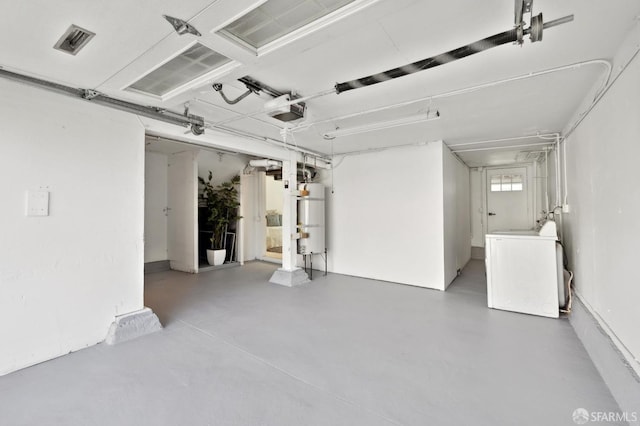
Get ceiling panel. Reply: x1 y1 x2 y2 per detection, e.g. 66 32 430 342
2 0 640 166
0 0 215 88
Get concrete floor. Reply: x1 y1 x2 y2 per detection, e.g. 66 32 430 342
0 261 624 425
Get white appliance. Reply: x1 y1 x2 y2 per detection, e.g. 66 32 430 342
485 221 564 318
297 183 325 255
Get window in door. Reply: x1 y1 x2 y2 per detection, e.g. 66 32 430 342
490 174 524 192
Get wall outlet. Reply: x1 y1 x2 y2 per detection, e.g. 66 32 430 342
562 204 571 214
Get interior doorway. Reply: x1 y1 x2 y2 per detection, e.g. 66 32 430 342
486 166 531 232
264 174 283 262
144 144 198 274
145 136 261 273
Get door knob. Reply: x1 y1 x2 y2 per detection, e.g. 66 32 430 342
488 212 497 216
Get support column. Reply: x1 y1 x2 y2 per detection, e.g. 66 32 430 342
270 150 309 287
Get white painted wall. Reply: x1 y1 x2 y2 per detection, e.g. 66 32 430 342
562 31 640 370
144 151 168 262
443 147 471 288
0 80 145 376
321 142 446 289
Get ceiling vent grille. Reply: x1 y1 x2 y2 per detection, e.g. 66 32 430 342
54 25 96 55
127 44 232 97
219 0 355 49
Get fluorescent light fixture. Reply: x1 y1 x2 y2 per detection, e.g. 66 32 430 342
323 110 440 139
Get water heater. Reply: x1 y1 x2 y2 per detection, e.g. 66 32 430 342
297 183 325 255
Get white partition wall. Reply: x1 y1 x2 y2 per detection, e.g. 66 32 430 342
0 79 145 376
321 141 469 290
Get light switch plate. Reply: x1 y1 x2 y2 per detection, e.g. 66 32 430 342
26 190 49 216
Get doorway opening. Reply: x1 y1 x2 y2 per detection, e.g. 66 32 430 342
469 163 540 260
486 166 531 232
144 135 258 274
264 174 284 263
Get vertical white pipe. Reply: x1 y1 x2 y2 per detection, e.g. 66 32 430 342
555 135 564 242
545 149 549 215
238 169 245 265
555 135 562 209
281 150 299 271
563 137 569 205
257 171 267 259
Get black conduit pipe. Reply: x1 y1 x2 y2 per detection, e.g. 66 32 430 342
335 14 573 94
336 29 518 93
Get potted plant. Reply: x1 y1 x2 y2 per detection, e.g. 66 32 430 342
198 171 241 266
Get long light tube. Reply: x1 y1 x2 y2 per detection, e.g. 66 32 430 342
323 110 440 139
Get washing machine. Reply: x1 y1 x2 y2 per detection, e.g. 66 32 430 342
485 221 564 318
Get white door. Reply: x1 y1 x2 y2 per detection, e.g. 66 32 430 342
144 151 168 263
486 167 531 232
239 171 258 264
167 151 198 273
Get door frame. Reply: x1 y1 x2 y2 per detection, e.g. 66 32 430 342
478 163 538 245
258 171 285 265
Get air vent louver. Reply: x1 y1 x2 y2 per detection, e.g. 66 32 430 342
54 25 95 55
127 44 232 97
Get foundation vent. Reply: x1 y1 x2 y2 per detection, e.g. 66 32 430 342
54 25 96 55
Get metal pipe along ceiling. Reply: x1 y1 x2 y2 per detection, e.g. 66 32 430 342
0 67 331 161
0 68 203 129
292 59 610 134
335 15 573 94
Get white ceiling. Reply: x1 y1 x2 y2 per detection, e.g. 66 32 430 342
2 0 639 166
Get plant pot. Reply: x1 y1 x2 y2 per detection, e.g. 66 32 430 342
206 249 226 266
